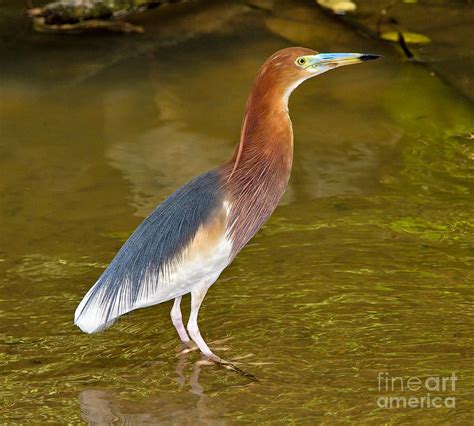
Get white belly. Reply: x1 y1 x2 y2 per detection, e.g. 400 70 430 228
133 233 233 309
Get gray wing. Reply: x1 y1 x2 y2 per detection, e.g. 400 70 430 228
74 170 223 333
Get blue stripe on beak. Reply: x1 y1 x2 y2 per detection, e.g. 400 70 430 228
309 52 381 67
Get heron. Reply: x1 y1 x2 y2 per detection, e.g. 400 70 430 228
74 47 380 363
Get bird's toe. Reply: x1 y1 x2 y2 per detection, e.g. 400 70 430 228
176 341 199 356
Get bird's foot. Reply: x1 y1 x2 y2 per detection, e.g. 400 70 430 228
205 352 223 363
176 340 199 356
204 353 259 382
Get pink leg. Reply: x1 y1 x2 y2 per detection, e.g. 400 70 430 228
187 285 221 362
170 296 191 344
184 287 258 379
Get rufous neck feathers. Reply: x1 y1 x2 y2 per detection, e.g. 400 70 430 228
229 67 299 180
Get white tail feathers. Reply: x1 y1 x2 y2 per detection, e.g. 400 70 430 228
75 302 104 334
74 273 162 334
74 283 117 334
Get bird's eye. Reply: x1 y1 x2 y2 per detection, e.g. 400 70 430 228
297 58 306 66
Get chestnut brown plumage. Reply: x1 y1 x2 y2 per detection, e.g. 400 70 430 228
222 48 319 255
74 47 380 365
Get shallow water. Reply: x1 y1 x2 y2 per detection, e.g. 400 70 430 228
1 1 473 423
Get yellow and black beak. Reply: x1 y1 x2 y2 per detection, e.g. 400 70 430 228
305 52 381 69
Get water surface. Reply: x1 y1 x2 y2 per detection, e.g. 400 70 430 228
1 1 473 423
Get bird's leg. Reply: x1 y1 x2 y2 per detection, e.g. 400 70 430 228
186 287 259 380
187 286 221 363
170 296 192 345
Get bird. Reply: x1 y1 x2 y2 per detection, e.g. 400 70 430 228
74 47 380 363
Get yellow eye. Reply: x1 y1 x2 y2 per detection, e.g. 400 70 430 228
297 57 306 65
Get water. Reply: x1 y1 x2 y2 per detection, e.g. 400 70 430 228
1 1 473 423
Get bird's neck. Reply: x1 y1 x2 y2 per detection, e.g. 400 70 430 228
226 77 295 182
221 78 296 255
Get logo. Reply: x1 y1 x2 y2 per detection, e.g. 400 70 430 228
376 372 457 409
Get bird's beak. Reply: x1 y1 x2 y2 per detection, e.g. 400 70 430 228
305 53 381 69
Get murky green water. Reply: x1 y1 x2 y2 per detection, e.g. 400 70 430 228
1 1 473 423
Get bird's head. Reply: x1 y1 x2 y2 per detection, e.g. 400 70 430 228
255 47 381 102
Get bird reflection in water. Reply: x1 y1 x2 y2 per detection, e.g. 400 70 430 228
79 341 257 424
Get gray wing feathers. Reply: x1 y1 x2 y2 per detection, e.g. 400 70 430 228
74 170 222 333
